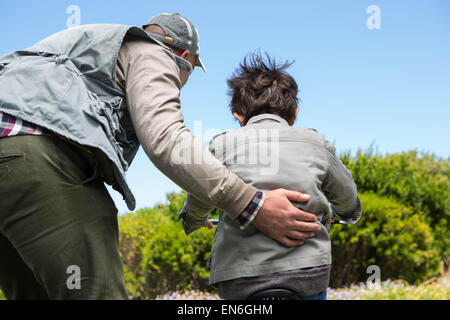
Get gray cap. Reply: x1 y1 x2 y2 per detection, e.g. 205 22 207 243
143 13 206 72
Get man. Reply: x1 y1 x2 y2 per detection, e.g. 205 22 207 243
0 13 321 299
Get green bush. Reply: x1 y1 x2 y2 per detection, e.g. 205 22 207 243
340 149 449 267
0 290 5 300
330 192 440 287
119 198 213 299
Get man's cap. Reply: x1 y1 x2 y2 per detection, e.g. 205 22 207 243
143 13 206 72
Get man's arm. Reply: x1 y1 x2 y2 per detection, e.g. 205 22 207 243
179 136 265 234
179 137 232 235
179 193 214 235
118 37 321 246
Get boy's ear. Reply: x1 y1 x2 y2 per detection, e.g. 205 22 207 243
233 112 245 126
288 108 299 126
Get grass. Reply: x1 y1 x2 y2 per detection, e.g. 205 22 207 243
2 275 448 300
155 276 450 300
328 276 449 300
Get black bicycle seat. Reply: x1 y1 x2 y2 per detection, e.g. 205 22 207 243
247 289 299 300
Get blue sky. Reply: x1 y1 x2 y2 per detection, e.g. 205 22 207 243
1 0 449 213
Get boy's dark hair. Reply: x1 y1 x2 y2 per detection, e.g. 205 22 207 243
227 52 299 125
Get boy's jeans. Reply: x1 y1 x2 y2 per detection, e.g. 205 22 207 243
0 135 128 299
300 290 327 300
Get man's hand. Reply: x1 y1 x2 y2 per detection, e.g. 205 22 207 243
205 219 214 230
252 189 321 247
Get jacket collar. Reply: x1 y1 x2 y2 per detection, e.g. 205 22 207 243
246 113 289 127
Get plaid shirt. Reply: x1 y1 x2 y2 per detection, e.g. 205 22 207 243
236 191 265 229
0 112 46 137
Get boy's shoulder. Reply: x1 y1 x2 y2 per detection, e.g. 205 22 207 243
289 125 324 140
289 126 337 154
208 129 232 152
209 125 248 143
211 130 230 141
209 126 336 155
209 129 232 145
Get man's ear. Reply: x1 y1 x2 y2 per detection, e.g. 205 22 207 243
180 50 190 60
233 112 245 126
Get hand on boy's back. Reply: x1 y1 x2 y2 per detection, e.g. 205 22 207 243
252 189 321 247
205 220 214 230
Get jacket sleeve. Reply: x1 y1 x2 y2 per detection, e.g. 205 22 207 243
178 137 222 235
322 140 362 224
118 37 257 217
179 194 215 235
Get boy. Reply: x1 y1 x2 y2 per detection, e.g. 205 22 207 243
179 53 361 300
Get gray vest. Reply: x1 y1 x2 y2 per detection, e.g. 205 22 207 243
0 24 188 210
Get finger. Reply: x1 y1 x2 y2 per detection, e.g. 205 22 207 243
287 230 316 240
291 220 322 232
282 189 311 203
291 208 318 222
280 237 304 247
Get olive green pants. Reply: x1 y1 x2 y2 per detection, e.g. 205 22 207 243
0 135 128 299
